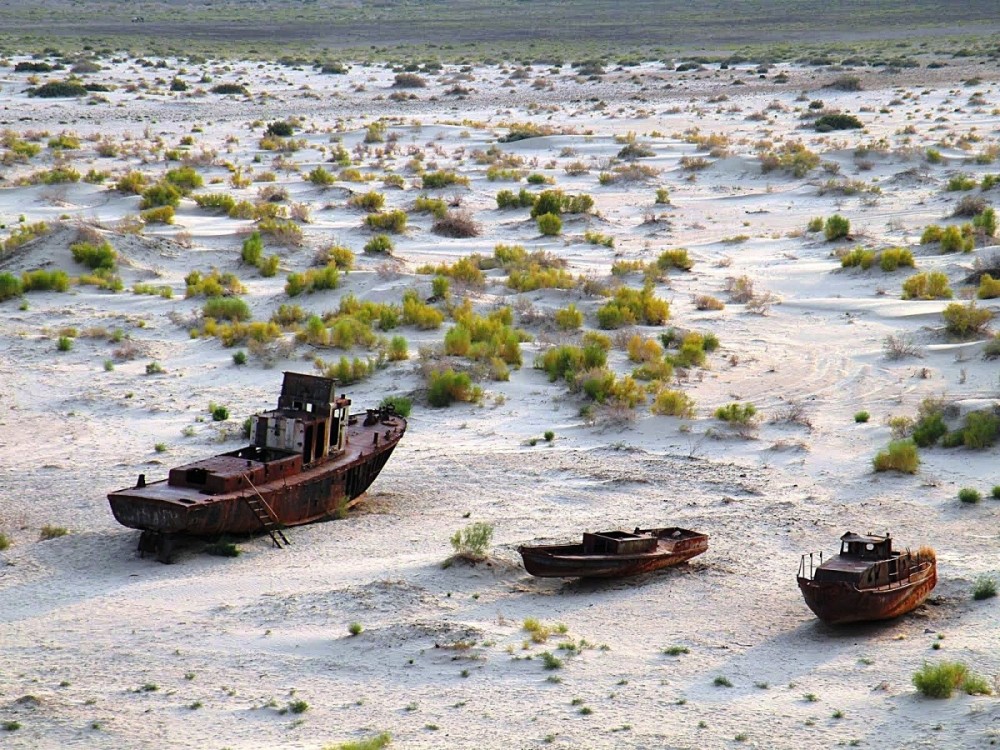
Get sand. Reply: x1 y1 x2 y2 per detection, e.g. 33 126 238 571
0 54 998 749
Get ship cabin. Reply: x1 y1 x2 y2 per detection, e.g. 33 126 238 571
813 532 902 586
249 372 351 467
582 530 657 555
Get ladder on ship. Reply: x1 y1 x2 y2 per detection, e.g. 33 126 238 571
241 475 290 549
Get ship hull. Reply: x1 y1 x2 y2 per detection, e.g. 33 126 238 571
108 439 400 537
519 529 708 579
797 564 937 624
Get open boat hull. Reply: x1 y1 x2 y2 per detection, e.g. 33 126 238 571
797 563 936 624
519 527 708 579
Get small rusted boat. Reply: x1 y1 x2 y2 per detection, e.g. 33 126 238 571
518 527 708 579
797 532 936 625
108 372 406 562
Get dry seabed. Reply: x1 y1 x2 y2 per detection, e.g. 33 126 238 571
0 53 999 749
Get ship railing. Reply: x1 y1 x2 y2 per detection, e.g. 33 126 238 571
867 558 932 592
798 551 824 580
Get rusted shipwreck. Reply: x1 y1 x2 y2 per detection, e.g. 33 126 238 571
518 527 708 579
797 532 936 625
108 372 406 562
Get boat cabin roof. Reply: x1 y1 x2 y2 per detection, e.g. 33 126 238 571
840 532 887 545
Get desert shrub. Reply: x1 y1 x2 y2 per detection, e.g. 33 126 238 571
413 195 448 218
387 335 408 361
920 225 943 245
192 193 236 213
35 165 80 184
814 113 862 131
657 248 693 271
942 301 993 337
379 395 412 417
596 284 670 328
496 188 536 209
695 294 725 311
948 176 979 193
873 439 919 473
506 265 574 292
554 304 583 330
140 206 174 224
15 61 54 72
651 388 696 418
30 80 88 98
185 269 244 298
912 662 969 699
203 296 252 322
536 212 562 236
348 191 385 212
912 413 948 448
422 171 467 189
71 240 116 270
364 234 394 254
164 165 203 194
419 256 485 288
21 269 70 292
854 411 870 423
715 402 757 424
211 83 248 95
977 274 1000 299
973 576 997 600
427 368 481 407
257 218 303 246
393 72 427 88
878 247 914 271
449 521 493 561
973 207 997 237
115 171 147 195
840 246 875 270
434 211 480 238
939 224 974 253
0 272 23 301
265 120 294 137
536 343 607 383
320 245 355 270
584 230 614 248
365 210 407 233
824 214 850 241
285 266 340 296
241 231 263 266
139 182 181 209
958 487 981 504
902 271 952 300
307 166 336 186
962 410 1000 449
401 289 443 329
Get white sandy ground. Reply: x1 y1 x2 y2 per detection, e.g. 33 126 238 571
0 55 998 749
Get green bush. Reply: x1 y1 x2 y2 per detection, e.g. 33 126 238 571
651 388 696 418
973 207 997 237
57 335 73 352
814 113 863 131
265 120 294 137
211 404 230 421
116 171 147 195
428 368 480 407
962 410 999 449
165 166 203 194
554 304 583 330
878 247 914 271
307 166 336 186
364 234 394 254
657 248 693 271
449 521 494 561
379 395 412 417
536 212 562 236
30 80 88 98
22 269 69 292
203 296 252 322
854 411 870 423
193 193 236 213
70 240 117 270
942 301 993 337
211 83 248 95
715 402 757 424
0 272 23 301
912 661 969 699
284 266 340 296
422 171 467 189
902 271 952 300
140 182 181 209
977 274 1000 299
873 439 919 473
807 216 824 233
947 174 977 192
940 224 974 253
973 576 997 600
365 209 407 233
349 191 386 212
496 188 536 209
912 413 947 447
37 166 80 184
958 487 981 504
241 231 263 266
824 214 850 241
840 246 875 270
141 206 174 224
